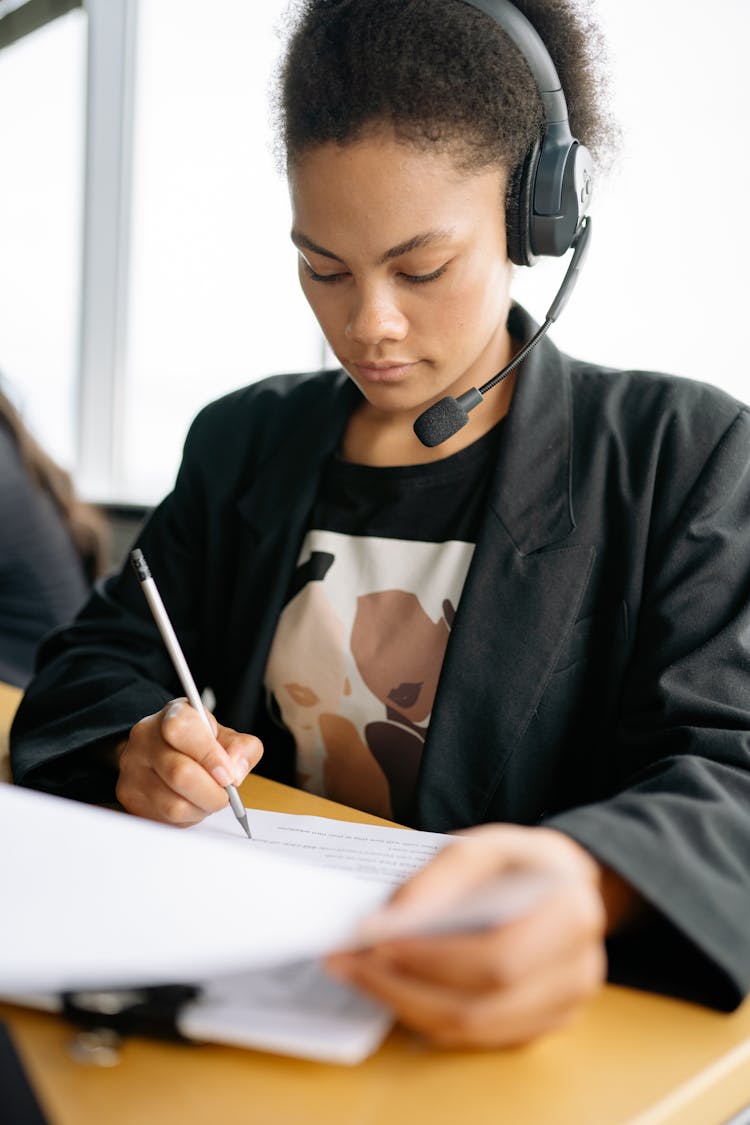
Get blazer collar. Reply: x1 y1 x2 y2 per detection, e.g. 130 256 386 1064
491 304 575 556
411 308 586 830
235 370 360 535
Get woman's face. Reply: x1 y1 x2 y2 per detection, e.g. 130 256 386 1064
288 129 513 427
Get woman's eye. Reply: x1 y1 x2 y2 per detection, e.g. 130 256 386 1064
301 261 348 284
300 258 448 285
400 265 448 285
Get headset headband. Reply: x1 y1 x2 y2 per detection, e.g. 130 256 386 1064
459 0 593 264
414 1 595 444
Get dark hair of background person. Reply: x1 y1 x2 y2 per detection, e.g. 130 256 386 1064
276 0 618 181
0 388 108 583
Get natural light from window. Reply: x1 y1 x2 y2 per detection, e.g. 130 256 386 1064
1 0 747 504
0 9 86 468
123 0 323 500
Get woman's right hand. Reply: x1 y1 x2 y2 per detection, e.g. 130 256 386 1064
114 698 263 827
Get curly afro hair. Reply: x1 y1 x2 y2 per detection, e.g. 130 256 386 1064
275 0 617 175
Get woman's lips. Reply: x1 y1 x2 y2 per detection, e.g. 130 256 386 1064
351 361 419 384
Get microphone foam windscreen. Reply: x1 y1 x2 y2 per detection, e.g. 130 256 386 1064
413 397 469 447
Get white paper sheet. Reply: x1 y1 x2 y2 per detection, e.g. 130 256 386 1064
0 785 557 1063
0 785 392 993
180 960 393 1064
193 805 450 885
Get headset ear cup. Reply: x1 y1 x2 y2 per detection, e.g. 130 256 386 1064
505 140 540 267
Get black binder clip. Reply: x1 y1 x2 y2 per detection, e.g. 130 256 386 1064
62 984 200 1042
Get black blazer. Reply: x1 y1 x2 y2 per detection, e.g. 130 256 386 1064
11 306 750 1009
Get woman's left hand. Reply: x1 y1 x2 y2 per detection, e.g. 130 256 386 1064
326 825 617 1048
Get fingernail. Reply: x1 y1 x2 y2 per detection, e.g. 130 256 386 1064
211 765 233 788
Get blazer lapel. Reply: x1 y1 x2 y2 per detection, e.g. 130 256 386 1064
221 373 360 727
415 318 595 830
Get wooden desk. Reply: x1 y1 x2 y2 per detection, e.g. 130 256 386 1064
0 679 21 782
1 698 749 1123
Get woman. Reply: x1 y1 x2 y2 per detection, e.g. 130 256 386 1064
11 0 750 1047
0 385 107 688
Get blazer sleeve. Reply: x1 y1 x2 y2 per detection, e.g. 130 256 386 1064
10 369 348 802
9 405 221 803
546 406 750 1009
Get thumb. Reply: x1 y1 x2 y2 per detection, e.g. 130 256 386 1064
356 826 577 943
218 726 264 787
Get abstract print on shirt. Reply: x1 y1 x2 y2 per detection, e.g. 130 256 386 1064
264 530 475 821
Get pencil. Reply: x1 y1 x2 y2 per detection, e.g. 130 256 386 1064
130 548 252 839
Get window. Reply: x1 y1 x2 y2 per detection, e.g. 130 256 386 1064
120 0 323 501
2 0 748 505
0 6 86 468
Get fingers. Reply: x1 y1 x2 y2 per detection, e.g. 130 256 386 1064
392 825 597 907
158 699 263 789
218 725 264 789
360 825 600 942
328 936 605 1048
352 876 606 993
327 825 609 1049
159 699 236 786
116 751 216 827
115 699 263 826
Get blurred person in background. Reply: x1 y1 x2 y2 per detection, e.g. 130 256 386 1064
0 381 108 688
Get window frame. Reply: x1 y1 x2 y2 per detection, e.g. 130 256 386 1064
75 0 138 501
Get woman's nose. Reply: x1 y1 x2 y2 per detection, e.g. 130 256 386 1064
344 285 408 344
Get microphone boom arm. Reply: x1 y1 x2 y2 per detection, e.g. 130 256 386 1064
413 216 592 447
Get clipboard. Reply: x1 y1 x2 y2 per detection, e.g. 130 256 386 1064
11 962 394 1065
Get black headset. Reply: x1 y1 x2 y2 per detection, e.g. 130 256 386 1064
414 0 594 446
461 0 593 267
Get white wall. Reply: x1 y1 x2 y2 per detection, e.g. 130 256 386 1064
513 0 750 398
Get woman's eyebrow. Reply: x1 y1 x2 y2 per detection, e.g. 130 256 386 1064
380 229 455 262
291 230 343 262
290 228 456 264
